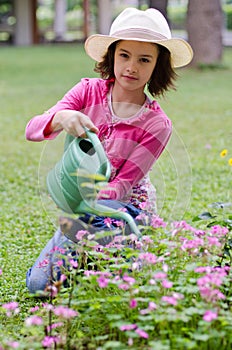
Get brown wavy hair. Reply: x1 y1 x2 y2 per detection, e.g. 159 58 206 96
94 41 177 97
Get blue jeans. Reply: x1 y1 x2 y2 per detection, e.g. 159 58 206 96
26 200 142 294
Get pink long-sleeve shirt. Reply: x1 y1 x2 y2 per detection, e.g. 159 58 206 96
26 78 172 210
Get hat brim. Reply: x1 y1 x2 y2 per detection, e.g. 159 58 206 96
85 34 193 68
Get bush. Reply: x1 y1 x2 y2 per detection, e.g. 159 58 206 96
168 5 187 30
168 4 232 31
223 4 232 30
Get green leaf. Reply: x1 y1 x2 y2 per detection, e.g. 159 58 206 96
103 341 124 349
192 212 217 221
192 333 210 341
209 202 232 209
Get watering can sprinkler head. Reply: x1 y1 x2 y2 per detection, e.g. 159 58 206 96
46 128 141 236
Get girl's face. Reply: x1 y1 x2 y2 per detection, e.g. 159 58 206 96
114 40 159 93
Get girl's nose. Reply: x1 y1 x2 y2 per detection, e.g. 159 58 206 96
126 60 138 73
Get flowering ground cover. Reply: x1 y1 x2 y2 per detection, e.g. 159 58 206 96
0 45 231 349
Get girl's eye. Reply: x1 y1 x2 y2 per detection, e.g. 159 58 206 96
140 58 150 63
120 53 129 58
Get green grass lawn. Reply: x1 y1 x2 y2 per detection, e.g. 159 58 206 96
0 44 231 343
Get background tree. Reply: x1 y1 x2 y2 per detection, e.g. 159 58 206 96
186 0 224 66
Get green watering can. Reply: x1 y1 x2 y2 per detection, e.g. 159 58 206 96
46 129 140 235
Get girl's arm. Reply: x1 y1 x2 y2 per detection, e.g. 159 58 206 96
25 79 98 141
48 110 98 137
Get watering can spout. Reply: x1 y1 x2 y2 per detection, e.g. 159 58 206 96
46 129 141 237
78 201 141 237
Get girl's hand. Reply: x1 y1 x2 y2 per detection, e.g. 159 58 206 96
51 110 99 137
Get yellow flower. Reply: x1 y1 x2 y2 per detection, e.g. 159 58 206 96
220 149 228 157
228 158 232 166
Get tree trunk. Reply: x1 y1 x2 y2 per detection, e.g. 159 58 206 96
148 0 169 23
54 0 67 41
187 0 223 66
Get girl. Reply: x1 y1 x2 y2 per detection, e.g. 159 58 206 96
25 7 193 293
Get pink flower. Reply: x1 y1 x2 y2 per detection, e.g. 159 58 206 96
162 280 173 289
46 322 63 332
136 212 149 221
75 230 89 240
104 217 112 228
128 233 139 242
207 236 221 247
153 272 167 280
140 308 149 315
210 225 229 236
150 215 167 228
172 292 184 300
129 299 137 309
141 235 153 244
112 235 125 244
2 301 20 316
197 268 227 302
0 268 2 275
172 220 194 231
42 303 53 311
140 301 158 315
135 328 149 339
181 238 204 251
50 246 66 254
138 252 157 265
2 301 19 310
194 229 205 237
199 287 225 302
25 315 43 326
134 240 143 249
161 296 177 306
114 220 124 227
148 301 157 310
139 201 148 210
38 259 49 268
69 259 78 268
123 275 135 285
97 276 109 288
120 324 137 331
118 283 130 290
30 306 40 313
42 336 60 348
53 305 78 319
56 260 63 267
45 285 58 297
195 266 211 273
58 248 66 254
203 310 218 322
60 274 67 283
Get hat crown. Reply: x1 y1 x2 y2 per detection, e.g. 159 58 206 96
84 7 193 68
110 7 171 40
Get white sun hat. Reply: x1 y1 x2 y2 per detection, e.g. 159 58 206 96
85 7 193 68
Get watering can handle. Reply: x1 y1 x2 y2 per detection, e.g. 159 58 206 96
63 128 111 178
84 128 111 178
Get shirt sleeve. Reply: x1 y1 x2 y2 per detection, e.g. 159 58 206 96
98 119 172 201
25 79 90 141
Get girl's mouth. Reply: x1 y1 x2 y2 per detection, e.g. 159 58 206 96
122 75 138 81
